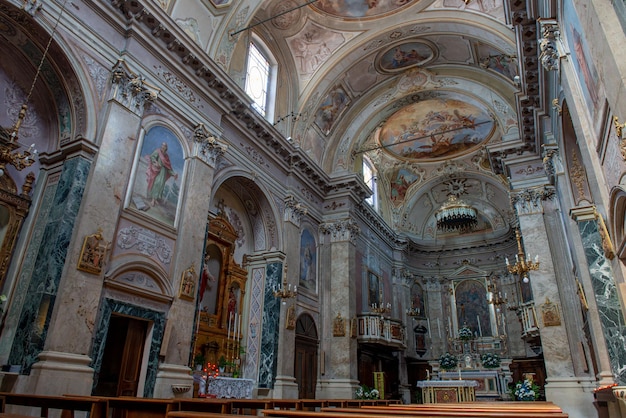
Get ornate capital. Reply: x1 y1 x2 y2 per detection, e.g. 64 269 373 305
542 146 560 183
193 123 227 168
284 195 307 226
110 60 160 114
539 19 560 72
511 186 555 215
319 219 360 244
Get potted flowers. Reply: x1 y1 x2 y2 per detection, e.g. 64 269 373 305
439 352 458 371
458 325 474 341
480 352 501 369
511 377 540 401
355 384 380 399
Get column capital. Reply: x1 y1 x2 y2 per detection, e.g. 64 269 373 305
284 195 307 226
110 59 159 115
511 186 555 215
193 123 227 168
319 218 360 244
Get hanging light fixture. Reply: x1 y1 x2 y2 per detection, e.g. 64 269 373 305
0 1 69 175
434 195 478 232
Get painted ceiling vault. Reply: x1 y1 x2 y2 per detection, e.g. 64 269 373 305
165 0 521 249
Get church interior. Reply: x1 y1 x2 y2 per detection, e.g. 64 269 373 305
0 0 626 417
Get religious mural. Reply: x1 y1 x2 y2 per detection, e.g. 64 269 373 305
314 85 350 135
388 167 420 205
454 279 490 338
313 0 418 18
428 0 504 20
129 126 184 227
287 22 345 77
378 42 434 72
378 94 494 160
299 228 317 291
477 44 518 80
410 283 426 317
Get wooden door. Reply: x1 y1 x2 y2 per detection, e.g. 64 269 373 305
294 314 318 399
93 315 148 397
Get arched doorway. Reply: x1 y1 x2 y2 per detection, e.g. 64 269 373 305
294 314 318 399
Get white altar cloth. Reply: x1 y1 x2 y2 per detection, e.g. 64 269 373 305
416 379 478 403
207 376 254 399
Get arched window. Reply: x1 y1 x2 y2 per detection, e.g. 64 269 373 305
245 39 277 121
363 156 378 210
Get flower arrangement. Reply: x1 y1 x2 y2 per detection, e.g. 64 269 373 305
511 378 540 401
458 325 474 340
439 352 458 370
355 384 380 399
480 352 501 369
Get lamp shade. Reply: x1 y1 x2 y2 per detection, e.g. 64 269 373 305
435 195 478 232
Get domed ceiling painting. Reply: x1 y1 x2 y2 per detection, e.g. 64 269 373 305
312 0 420 19
378 93 495 161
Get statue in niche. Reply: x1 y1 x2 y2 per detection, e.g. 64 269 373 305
333 313 346 337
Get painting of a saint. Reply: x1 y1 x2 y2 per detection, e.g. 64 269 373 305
454 279 489 337
388 167 420 204
299 229 317 291
129 126 184 227
379 42 434 72
379 94 494 161
410 283 425 317
368 271 381 308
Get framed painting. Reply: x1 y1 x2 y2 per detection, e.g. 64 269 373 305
299 228 317 292
128 126 185 227
367 271 381 308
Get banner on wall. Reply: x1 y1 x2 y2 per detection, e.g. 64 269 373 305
373 372 385 399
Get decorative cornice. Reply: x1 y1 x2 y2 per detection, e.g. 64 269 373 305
510 186 556 215
110 59 160 115
356 202 407 248
193 123 227 168
109 0 334 196
284 195 307 226
319 219 360 244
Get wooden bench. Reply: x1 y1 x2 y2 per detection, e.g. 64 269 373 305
104 397 177 418
0 393 107 418
363 401 565 413
262 408 569 418
175 399 232 415
320 406 568 417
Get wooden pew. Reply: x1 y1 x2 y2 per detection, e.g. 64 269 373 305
0 393 107 418
363 401 564 413
320 406 568 417
105 397 177 418
175 399 232 414
262 408 569 418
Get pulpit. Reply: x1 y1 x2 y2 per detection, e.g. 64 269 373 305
416 380 478 403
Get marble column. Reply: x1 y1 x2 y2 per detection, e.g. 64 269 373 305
272 196 307 398
512 186 595 418
6 60 160 395
153 125 227 398
317 218 360 399
571 206 626 386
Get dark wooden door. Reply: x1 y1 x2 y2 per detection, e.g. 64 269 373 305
294 314 318 399
93 315 148 397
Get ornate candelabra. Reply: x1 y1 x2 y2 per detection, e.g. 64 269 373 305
406 307 422 317
0 107 38 175
487 281 508 313
371 302 391 315
273 263 297 304
505 229 539 283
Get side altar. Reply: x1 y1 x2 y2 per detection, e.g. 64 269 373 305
416 379 478 403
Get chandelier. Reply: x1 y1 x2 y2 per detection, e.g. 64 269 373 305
435 195 478 232
506 229 539 283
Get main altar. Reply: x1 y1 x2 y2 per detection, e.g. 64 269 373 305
416 379 478 403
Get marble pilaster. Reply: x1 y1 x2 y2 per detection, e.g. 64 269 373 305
258 258 283 390
154 126 225 395
512 186 595 416
317 218 359 398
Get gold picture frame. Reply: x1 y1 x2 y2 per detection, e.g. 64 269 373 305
286 304 296 330
179 265 196 301
333 313 346 337
541 297 561 327
77 228 109 275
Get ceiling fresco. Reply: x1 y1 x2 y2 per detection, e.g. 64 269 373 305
312 0 420 19
378 95 496 161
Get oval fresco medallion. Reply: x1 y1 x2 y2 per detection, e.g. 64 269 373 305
312 0 420 19
379 94 495 160
377 41 435 72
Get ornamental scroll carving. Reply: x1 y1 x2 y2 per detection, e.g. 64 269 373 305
510 186 555 215
194 123 227 168
319 219 360 243
110 59 160 114
539 19 560 72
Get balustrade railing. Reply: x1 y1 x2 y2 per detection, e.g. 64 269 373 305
356 313 406 348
